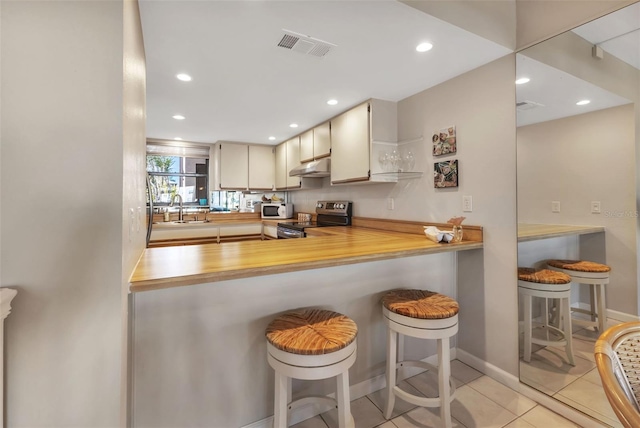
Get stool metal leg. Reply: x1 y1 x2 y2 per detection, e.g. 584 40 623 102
523 293 532 362
589 285 597 323
274 372 288 427
562 296 575 366
438 337 453 428
596 284 606 332
384 327 397 419
336 371 354 428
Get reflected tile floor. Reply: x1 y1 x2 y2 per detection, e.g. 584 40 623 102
517 316 625 428
292 360 581 428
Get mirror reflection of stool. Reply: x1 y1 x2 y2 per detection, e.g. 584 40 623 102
265 309 357 428
547 259 611 333
518 267 575 366
382 289 458 428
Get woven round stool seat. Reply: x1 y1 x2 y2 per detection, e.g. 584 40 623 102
266 309 357 356
266 309 357 427
518 267 571 284
547 259 611 334
382 289 459 320
518 266 575 366
382 289 459 426
547 259 611 273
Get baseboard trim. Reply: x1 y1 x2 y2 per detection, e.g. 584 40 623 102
572 302 639 323
607 308 639 323
242 349 457 428
455 349 520 390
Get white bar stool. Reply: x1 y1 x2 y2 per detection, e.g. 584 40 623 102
547 259 611 333
382 289 459 428
518 267 575 366
265 309 357 428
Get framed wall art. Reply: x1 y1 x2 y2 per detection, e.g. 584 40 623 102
434 159 458 188
432 125 456 156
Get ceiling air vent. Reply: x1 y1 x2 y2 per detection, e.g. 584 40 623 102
516 100 545 111
277 29 336 58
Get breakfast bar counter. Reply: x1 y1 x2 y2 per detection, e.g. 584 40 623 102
131 219 483 292
517 223 605 242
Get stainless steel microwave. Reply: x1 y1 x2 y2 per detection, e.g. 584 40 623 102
260 203 293 219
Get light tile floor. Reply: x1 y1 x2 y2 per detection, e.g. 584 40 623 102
519 315 624 428
292 359 581 428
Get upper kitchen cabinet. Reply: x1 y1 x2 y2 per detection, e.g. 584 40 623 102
275 137 301 190
248 145 275 190
219 142 275 191
300 122 331 163
219 142 249 190
275 142 287 190
331 99 399 185
275 137 321 191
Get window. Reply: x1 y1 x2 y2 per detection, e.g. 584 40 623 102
146 143 210 206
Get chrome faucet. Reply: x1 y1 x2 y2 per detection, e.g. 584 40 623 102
170 193 184 222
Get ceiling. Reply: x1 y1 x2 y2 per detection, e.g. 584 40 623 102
139 0 510 146
516 2 639 127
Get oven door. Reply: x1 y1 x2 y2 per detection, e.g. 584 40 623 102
277 226 305 239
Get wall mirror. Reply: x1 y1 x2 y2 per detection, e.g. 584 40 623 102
516 2 640 426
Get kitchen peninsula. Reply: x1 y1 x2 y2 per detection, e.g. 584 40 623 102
131 218 483 292
129 218 484 427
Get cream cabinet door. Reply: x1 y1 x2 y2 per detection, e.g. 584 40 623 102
248 145 274 190
299 130 314 163
313 121 331 159
331 102 370 184
275 142 287 190
286 137 301 188
219 143 248 190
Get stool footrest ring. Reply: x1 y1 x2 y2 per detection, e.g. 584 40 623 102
392 383 457 408
394 359 457 405
289 396 336 412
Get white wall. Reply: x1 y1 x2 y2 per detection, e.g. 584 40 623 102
518 105 637 314
1 1 146 425
292 55 519 375
122 0 148 424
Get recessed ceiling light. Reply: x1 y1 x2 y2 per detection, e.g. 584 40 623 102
515 77 530 85
576 100 591 106
172 115 186 120
289 123 298 128
416 42 433 53
327 99 338 105
268 136 276 141
176 73 192 82
174 137 183 141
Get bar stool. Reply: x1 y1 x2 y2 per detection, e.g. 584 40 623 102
518 267 575 365
547 259 611 333
382 289 459 428
265 309 357 428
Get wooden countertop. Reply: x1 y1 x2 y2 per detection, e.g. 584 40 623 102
518 223 604 242
130 220 483 293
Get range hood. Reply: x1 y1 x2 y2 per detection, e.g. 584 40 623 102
289 157 331 177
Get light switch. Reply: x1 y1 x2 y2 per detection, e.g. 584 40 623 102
591 201 601 214
463 196 472 212
552 201 561 213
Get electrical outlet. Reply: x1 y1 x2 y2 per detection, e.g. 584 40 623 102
552 201 561 213
591 201 601 214
387 198 394 210
462 195 473 212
